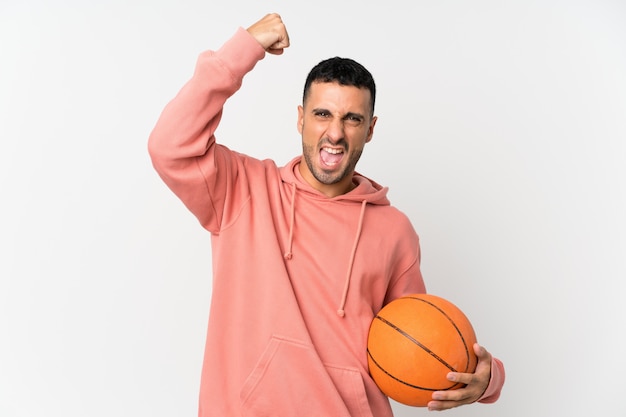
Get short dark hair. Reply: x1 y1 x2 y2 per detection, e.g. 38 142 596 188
303 57 376 115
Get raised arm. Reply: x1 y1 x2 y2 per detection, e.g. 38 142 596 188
147 14 289 232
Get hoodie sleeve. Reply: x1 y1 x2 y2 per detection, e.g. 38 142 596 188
147 28 266 233
383 223 427 305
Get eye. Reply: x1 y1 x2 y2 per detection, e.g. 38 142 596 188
314 110 330 118
345 115 363 126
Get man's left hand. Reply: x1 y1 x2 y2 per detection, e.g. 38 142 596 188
426 343 492 411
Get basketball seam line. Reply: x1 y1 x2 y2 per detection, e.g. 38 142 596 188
367 348 440 391
375 315 460 373
402 296 472 371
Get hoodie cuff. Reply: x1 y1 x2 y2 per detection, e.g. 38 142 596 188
477 357 505 404
214 27 266 82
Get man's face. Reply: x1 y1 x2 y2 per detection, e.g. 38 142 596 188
297 81 377 197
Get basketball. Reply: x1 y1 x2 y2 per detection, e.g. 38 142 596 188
367 293 478 407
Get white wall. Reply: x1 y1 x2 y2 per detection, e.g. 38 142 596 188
1 1 625 416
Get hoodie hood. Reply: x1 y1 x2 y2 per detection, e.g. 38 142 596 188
280 156 391 317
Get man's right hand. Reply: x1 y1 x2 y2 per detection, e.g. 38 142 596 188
247 13 290 55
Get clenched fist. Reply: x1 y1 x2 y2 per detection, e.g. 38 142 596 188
247 13 290 55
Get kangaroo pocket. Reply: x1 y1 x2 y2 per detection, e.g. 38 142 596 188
240 335 374 417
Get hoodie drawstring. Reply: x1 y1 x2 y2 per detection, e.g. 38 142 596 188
283 182 297 260
337 199 367 317
282 182 367 318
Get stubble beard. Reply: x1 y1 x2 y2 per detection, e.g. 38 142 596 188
302 141 363 186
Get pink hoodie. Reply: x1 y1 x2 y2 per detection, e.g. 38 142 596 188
148 27 504 417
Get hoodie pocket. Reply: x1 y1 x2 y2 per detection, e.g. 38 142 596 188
240 335 374 417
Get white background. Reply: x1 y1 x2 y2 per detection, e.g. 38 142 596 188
1 1 625 416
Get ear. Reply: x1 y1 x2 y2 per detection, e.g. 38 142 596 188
365 115 377 143
297 105 304 134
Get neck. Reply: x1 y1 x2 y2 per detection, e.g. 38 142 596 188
297 161 355 197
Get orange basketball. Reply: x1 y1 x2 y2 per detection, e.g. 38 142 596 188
367 293 478 407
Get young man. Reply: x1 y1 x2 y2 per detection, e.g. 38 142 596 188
148 13 504 417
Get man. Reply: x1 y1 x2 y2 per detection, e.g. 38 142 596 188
148 13 504 416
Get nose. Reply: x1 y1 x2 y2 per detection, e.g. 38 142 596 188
325 118 345 144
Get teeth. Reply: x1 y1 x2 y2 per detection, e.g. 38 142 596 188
323 147 343 154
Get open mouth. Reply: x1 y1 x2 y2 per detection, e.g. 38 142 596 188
320 146 344 167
